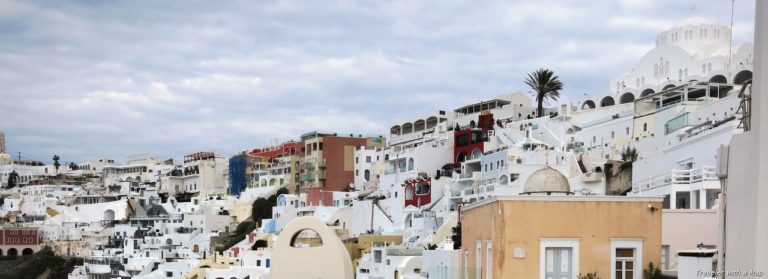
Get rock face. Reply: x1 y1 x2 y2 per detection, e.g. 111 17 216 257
604 160 633 196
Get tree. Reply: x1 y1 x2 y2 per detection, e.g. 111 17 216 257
621 146 638 163
524 68 564 117
52 155 60 175
6 170 18 189
451 222 462 249
644 262 661 279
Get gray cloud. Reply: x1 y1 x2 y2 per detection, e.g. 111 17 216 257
0 0 756 163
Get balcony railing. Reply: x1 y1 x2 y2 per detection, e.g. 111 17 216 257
302 174 315 181
632 166 718 193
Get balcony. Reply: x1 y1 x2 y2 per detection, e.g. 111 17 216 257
632 166 718 193
302 173 315 181
318 171 326 180
304 162 314 169
318 160 326 168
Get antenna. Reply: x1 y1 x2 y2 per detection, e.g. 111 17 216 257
691 0 697 16
728 0 735 80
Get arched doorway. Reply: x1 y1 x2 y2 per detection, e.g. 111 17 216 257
581 100 596 110
457 152 468 163
22 248 33 256
401 122 413 134
600 96 616 107
414 119 426 132
709 75 727 84
619 92 635 104
640 88 655 97
193 244 199 253
426 117 438 129
733 70 753 85
8 248 18 256
389 125 400 136
471 148 482 160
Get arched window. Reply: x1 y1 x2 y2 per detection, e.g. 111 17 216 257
733 70 753 85
499 175 509 185
620 93 635 104
471 149 482 160
600 96 615 107
290 229 323 248
364 170 370 181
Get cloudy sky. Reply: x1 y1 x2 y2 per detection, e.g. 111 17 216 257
0 0 756 163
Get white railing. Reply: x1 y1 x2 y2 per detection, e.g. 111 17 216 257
632 166 718 193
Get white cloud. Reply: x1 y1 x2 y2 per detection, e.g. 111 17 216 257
0 0 756 162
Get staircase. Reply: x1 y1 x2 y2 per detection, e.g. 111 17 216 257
494 124 526 146
374 199 394 223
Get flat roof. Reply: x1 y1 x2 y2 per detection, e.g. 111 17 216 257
462 195 665 211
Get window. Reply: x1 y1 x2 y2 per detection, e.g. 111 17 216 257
476 241 482 279
643 123 647 132
540 239 579 279
615 248 635 279
661 245 669 270
611 239 642 279
374 250 382 263
366 156 371 163
487 240 493 279
464 251 470 279
355 157 359 163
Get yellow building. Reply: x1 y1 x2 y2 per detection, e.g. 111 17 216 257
461 166 663 279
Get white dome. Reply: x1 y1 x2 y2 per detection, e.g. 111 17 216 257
672 16 719 28
523 166 571 194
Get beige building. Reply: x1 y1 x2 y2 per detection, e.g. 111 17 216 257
660 209 718 272
461 166 663 279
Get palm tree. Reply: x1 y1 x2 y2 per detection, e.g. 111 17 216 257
52 155 60 175
524 68 564 117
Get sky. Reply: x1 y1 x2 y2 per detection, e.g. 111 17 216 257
0 0 756 163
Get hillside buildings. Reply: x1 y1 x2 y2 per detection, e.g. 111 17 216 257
0 6 760 279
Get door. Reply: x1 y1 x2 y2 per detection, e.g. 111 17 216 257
545 247 573 279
